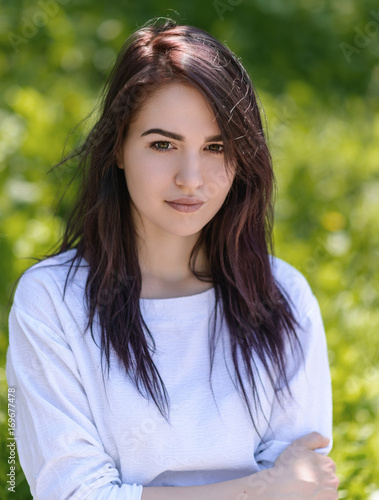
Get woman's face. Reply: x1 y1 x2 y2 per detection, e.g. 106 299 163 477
117 82 236 240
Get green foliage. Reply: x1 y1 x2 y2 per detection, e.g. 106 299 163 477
1 1 378 498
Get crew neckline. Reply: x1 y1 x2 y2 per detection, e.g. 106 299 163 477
139 285 215 302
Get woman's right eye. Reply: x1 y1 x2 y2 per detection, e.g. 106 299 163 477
150 141 172 152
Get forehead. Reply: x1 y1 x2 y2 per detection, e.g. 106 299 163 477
129 82 220 135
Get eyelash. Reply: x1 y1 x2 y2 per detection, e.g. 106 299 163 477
150 141 224 155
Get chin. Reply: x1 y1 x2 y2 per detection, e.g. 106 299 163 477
163 222 206 237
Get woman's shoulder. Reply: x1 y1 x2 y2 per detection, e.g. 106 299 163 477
270 256 317 321
12 248 88 315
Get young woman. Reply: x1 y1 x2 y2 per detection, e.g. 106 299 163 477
6 18 339 500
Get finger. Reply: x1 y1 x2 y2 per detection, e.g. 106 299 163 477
292 431 330 451
331 473 340 490
325 457 337 473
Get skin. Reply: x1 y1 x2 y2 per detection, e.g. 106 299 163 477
117 82 236 298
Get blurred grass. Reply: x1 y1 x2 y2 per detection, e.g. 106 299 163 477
0 0 378 498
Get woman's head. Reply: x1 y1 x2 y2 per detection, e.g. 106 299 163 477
82 18 274 267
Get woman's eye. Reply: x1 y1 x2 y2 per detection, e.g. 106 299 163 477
207 144 224 154
151 141 172 151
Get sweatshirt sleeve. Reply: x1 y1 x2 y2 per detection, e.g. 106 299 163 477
254 277 333 469
6 274 144 500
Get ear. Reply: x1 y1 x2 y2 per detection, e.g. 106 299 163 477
115 149 124 169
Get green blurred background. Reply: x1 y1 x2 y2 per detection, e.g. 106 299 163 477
0 0 378 498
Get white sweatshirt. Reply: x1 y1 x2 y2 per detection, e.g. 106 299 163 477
6 249 332 499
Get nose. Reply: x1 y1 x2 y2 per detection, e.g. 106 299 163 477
175 152 204 190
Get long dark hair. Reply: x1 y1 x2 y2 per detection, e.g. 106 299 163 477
36 18 300 427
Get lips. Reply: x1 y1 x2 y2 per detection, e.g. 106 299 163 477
165 198 205 213
167 198 205 205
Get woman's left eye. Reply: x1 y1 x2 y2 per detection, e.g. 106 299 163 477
206 144 224 154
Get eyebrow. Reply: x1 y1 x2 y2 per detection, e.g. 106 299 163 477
141 128 223 142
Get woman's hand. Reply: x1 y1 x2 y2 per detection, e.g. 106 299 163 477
247 432 339 499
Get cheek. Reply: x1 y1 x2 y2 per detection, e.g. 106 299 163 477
122 152 163 195
130 149 172 177
125 173 154 201
203 164 234 201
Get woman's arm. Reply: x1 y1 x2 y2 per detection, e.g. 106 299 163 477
140 433 338 500
6 292 144 500
255 265 334 469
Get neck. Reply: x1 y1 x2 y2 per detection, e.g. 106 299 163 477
136 231 209 283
